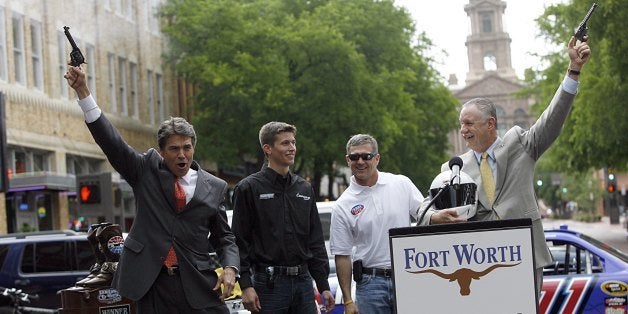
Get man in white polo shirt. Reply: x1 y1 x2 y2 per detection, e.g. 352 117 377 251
330 134 424 314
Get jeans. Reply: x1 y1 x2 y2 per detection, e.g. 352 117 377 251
356 274 394 314
252 271 317 314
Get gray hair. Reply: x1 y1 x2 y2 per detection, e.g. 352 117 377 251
346 134 378 155
462 98 498 127
259 121 297 148
157 117 196 149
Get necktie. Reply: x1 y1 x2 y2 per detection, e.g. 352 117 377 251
480 152 495 206
164 178 186 267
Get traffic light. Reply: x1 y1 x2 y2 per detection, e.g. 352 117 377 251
607 168 617 193
79 183 101 203
607 181 617 193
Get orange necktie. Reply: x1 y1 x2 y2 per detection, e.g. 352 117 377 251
164 178 186 267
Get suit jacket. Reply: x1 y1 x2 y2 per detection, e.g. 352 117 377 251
87 114 239 309
419 84 576 269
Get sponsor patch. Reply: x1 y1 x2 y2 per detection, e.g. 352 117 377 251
296 193 311 201
602 280 628 296
351 204 365 215
107 236 124 255
97 288 123 304
259 193 275 200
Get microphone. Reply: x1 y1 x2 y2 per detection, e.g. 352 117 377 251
449 157 463 188
448 156 463 208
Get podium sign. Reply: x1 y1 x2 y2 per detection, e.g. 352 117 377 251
390 219 538 314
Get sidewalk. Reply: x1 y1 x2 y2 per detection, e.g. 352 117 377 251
542 215 628 253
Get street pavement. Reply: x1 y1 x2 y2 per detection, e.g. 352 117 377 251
542 215 628 253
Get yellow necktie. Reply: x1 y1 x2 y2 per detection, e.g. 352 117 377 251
480 152 495 206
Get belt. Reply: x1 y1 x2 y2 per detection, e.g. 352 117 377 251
161 265 179 276
362 267 392 277
256 264 307 276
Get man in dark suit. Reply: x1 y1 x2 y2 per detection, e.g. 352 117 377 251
65 66 239 313
418 36 591 294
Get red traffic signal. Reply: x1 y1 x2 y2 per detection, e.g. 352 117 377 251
79 184 101 203
607 181 616 193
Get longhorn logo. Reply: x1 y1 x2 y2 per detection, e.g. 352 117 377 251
407 262 521 296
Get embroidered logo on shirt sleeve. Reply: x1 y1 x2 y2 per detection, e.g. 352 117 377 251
296 193 311 201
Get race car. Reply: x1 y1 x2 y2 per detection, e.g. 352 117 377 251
317 225 628 313
541 225 628 313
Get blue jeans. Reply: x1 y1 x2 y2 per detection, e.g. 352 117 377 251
252 271 317 314
356 274 394 314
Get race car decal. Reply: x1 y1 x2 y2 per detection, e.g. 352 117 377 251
540 276 594 314
601 280 628 296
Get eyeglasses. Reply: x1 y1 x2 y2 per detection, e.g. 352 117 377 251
348 153 376 161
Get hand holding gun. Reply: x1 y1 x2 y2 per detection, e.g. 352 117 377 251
63 26 86 66
574 3 598 42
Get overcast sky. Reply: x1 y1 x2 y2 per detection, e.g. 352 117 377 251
395 0 564 86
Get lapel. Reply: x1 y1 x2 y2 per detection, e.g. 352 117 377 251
158 161 177 212
493 138 508 201
187 162 213 209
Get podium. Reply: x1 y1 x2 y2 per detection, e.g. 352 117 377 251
389 219 538 314
58 286 136 314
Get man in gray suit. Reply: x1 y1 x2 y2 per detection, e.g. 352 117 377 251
65 66 239 313
418 36 591 293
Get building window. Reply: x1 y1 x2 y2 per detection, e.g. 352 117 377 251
66 154 102 175
58 32 68 98
14 151 26 174
495 105 507 137
125 0 135 21
9 148 51 174
118 57 127 116
108 53 117 113
32 152 48 172
514 108 529 130
86 44 96 98
156 73 164 123
0 6 8 81
130 62 138 119
483 53 497 71
30 19 44 91
481 11 493 33
12 13 26 85
147 70 155 125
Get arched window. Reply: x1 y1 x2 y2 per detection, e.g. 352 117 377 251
514 108 529 129
483 53 497 71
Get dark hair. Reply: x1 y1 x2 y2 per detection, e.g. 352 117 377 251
157 117 196 149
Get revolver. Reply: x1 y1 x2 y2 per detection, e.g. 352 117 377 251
574 3 598 42
63 26 86 66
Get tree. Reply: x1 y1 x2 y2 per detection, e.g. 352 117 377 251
160 0 458 198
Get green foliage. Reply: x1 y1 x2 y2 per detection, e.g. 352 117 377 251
160 0 458 196
530 0 628 172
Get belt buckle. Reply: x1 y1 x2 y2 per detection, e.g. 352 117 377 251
286 266 299 276
166 266 177 276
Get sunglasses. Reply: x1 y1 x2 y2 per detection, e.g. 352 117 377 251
348 153 376 161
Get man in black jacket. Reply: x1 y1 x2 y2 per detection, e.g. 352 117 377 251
231 121 334 313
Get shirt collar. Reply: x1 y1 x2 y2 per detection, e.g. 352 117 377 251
473 138 500 163
348 171 389 194
179 168 197 186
